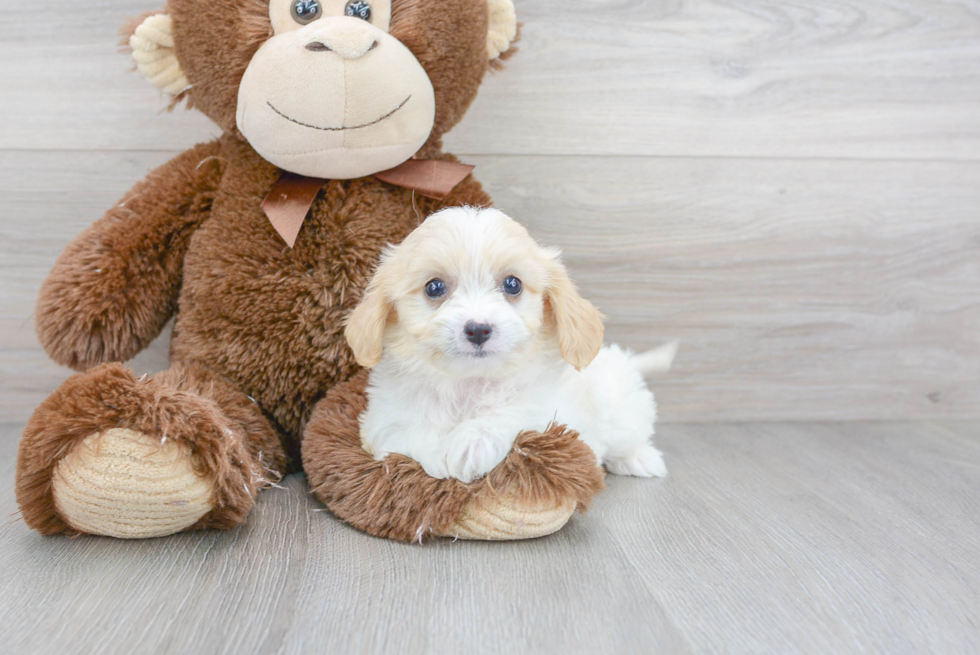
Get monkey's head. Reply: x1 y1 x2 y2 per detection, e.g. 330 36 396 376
128 0 518 178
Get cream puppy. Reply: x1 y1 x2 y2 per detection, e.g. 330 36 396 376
345 207 674 483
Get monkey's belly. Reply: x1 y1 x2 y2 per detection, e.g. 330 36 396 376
170 266 359 438
171 188 418 438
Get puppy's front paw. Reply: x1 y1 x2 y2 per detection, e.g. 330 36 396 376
605 445 668 478
442 425 514 484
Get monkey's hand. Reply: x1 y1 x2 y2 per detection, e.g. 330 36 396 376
36 140 228 370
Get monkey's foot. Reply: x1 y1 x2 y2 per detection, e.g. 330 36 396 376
303 371 607 543
52 428 213 539
17 363 284 538
437 492 578 541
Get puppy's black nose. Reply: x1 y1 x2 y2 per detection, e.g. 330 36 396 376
464 322 493 346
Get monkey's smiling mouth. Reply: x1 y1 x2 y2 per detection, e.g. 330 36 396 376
267 96 411 132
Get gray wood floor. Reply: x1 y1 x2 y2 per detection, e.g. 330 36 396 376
2 420 978 654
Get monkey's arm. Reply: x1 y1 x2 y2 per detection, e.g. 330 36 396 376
36 140 228 371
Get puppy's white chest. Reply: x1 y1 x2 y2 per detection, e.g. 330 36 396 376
433 377 531 425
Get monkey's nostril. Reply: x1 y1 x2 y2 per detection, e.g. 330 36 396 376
464 322 493 346
305 42 332 52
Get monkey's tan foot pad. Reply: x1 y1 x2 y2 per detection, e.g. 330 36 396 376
436 493 578 541
51 428 213 539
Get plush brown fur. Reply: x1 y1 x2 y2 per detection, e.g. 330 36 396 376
18 0 604 540
302 372 606 542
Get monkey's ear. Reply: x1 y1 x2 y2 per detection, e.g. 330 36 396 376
487 0 519 61
128 14 191 96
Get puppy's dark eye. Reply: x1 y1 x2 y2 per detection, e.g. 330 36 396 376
291 0 321 24
425 278 447 299
345 1 372 21
502 276 523 296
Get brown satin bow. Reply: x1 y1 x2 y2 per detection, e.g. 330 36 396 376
261 159 475 248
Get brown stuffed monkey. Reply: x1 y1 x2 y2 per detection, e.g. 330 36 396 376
15 0 605 542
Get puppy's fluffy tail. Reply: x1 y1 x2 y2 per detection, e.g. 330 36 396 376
631 341 679 377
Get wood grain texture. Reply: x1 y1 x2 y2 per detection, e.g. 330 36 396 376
1 420 977 654
2 151 977 422
477 155 980 422
0 0 978 159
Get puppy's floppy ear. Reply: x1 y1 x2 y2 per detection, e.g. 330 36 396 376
345 274 392 369
545 255 605 371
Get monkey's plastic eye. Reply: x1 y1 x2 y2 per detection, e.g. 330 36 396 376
425 279 447 299
291 0 321 25
502 276 523 296
345 1 372 21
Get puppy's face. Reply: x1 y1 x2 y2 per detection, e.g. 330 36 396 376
346 207 604 377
